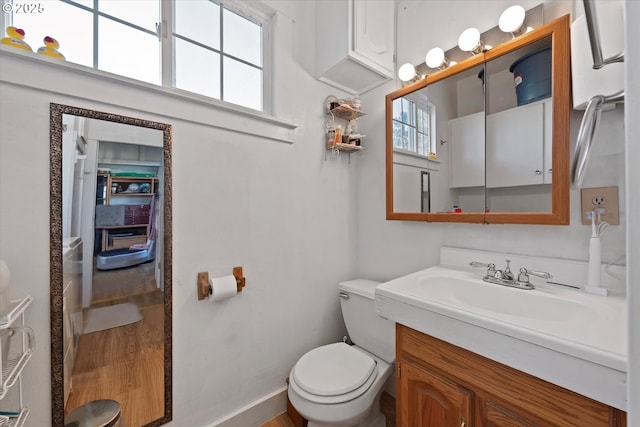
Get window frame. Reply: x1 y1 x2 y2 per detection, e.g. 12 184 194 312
167 0 272 113
7 0 272 113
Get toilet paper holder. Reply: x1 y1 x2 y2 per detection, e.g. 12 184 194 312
197 267 246 300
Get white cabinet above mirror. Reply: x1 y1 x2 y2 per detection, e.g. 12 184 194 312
316 0 394 95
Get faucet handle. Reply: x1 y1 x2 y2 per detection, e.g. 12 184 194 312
518 267 553 283
470 261 496 277
503 260 514 280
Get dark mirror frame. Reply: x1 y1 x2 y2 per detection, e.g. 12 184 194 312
49 103 173 427
386 15 570 225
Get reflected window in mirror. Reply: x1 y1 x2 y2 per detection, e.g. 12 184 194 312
392 96 436 157
50 104 172 427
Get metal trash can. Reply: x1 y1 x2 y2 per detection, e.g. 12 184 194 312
64 399 124 427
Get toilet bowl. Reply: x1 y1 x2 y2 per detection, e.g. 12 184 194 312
287 280 395 427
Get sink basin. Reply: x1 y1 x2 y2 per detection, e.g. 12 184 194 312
407 269 611 322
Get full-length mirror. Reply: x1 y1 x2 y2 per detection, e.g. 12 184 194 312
386 15 569 224
50 104 172 427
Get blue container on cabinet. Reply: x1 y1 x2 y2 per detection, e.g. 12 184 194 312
509 46 552 106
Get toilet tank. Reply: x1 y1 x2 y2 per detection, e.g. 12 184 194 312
338 280 395 363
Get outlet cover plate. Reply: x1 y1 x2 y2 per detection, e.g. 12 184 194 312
580 186 620 225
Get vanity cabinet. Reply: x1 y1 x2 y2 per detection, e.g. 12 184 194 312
316 0 394 94
486 99 552 188
396 324 627 427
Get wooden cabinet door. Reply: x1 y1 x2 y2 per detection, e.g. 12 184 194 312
398 360 472 427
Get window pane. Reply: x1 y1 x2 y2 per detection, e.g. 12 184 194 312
99 17 160 84
418 108 428 133
99 0 159 31
223 7 261 66
223 57 262 110
393 120 403 149
13 1 93 67
418 133 428 155
401 98 415 126
175 0 220 49
175 38 221 99
393 99 403 122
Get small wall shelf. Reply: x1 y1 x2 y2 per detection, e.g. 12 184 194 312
328 104 366 121
331 143 364 153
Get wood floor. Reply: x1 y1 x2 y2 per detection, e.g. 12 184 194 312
261 391 396 427
66 262 165 427
260 413 296 427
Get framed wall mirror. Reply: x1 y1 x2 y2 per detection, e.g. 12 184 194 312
386 15 570 225
50 104 172 427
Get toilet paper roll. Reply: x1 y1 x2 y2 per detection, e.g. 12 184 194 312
208 275 238 302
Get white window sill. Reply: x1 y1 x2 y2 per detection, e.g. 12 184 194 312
393 148 440 163
0 46 298 143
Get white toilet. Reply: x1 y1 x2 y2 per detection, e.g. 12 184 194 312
288 279 395 427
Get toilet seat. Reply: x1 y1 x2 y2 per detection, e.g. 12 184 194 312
290 343 378 404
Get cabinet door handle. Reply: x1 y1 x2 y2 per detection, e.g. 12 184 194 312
548 168 552 174
461 416 468 427
535 170 542 175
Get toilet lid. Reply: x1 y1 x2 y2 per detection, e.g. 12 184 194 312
292 343 376 397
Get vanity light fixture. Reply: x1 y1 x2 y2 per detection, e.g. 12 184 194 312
398 63 419 83
458 27 485 55
499 5 527 37
425 47 452 70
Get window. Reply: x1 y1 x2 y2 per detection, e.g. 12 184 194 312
10 0 267 112
392 96 436 157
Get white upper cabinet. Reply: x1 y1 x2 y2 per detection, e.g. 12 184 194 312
486 99 551 188
316 0 395 95
448 112 485 188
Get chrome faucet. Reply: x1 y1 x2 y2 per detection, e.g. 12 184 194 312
470 260 545 290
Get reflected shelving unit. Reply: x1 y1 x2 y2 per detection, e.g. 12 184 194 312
0 295 33 427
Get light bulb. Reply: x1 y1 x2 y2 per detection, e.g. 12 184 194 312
458 27 483 54
425 47 449 69
398 63 416 82
499 5 526 35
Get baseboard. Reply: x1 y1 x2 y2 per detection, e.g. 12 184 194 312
213 386 288 427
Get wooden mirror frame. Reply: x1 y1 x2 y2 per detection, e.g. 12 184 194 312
49 103 173 426
386 15 570 225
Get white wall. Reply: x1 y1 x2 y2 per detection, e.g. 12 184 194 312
0 1 361 425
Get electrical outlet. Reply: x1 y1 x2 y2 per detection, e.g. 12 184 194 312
581 186 619 225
